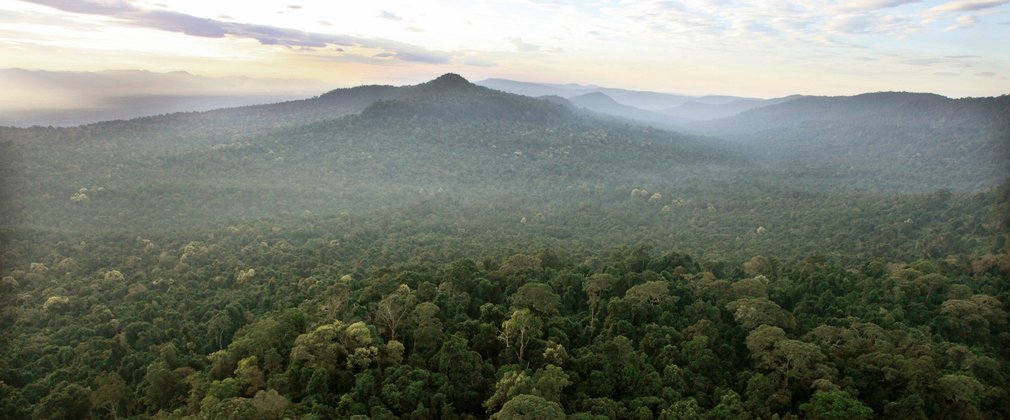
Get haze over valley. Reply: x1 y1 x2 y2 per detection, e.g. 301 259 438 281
2 1 1009 419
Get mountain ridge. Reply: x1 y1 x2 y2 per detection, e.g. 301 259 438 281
568 92 689 126
689 91 1010 191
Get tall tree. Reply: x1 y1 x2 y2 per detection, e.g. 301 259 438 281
499 309 544 363
374 284 417 341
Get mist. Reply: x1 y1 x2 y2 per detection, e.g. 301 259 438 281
2 72 1008 419
0 68 331 126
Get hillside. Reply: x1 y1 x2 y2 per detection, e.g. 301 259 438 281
692 92 1010 191
659 95 800 121
0 74 747 235
568 92 688 126
4 75 1000 263
2 74 1009 420
476 78 765 113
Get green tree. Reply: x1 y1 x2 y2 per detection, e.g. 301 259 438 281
143 361 188 413
411 302 444 361
374 284 417 341
33 381 93 419
250 389 289 419
799 390 873 420
484 369 534 413
532 364 571 403
624 280 671 306
584 273 617 329
491 394 565 419
438 335 489 413
91 373 128 419
659 398 704 419
726 297 794 331
708 390 751 420
499 308 543 363
235 356 266 396
511 282 561 316
746 325 836 390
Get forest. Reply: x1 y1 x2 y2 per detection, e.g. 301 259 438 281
1 74 1009 419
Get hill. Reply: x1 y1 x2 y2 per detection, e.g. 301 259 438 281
691 92 1010 191
568 92 688 127
2 76 1002 263
659 95 800 121
0 74 747 235
2 74 1009 420
476 78 764 113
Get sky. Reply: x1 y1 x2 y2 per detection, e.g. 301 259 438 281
1 0 1009 100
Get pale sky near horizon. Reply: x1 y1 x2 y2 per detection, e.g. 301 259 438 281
1 0 1009 100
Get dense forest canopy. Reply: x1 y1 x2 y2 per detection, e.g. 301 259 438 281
1 74 1008 419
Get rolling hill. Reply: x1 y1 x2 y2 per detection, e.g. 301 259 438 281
476 77 771 116
0 74 747 234
692 92 1010 191
568 92 689 127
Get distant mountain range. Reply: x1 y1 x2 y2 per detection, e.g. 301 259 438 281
1 73 746 231
690 91 1010 191
475 78 801 124
0 70 797 127
567 92 691 127
0 68 330 126
476 78 758 110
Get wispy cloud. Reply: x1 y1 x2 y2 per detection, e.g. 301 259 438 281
462 57 498 68
22 0 451 63
924 0 1010 21
838 0 923 11
899 55 978 68
507 37 541 52
928 0 1010 14
378 10 402 21
840 0 925 12
945 15 980 29
594 0 926 49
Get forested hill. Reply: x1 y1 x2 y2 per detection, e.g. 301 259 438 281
359 73 572 124
567 92 689 127
692 92 1010 192
0 74 748 235
2 74 1010 419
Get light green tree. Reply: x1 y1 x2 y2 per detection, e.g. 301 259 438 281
499 309 543 363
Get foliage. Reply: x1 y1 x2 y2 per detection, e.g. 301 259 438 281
1 74 1008 418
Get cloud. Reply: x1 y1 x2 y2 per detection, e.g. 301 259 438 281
839 0 923 11
378 10 402 21
23 0 451 63
945 15 979 30
928 0 1010 14
900 57 946 66
898 54 979 69
462 57 498 68
934 71 959 75
924 0 1010 22
136 10 228 37
25 0 134 15
386 49 451 64
975 71 996 76
507 37 541 52
287 5 301 10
